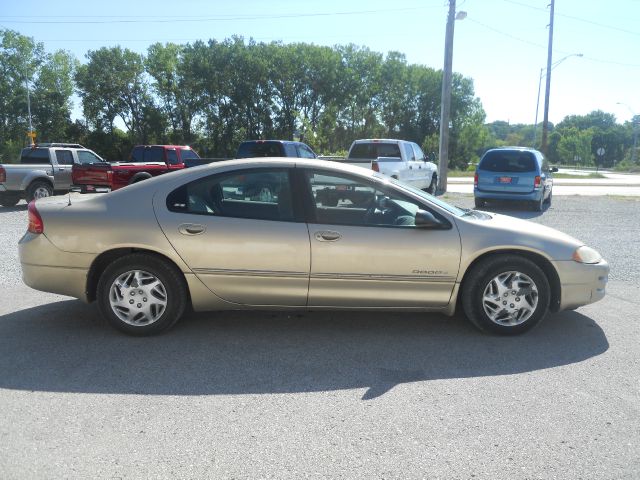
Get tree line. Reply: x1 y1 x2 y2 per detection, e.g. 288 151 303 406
1 29 637 169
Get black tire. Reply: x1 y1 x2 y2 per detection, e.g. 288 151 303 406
461 254 550 335
96 253 188 336
426 174 437 195
0 194 20 207
26 181 53 202
545 191 553 206
129 173 153 184
474 198 485 209
531 194 544 212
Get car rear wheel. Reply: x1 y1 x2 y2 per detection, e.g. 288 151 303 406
531 194 544 212
26 181 53 202
462 255 550 335
97 254 188 336
474 198 485 209
545 191 553 206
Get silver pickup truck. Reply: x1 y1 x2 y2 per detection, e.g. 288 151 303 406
0 143 105 206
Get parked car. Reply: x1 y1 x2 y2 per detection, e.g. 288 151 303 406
474 147 557 211
0 143 105 206
19 158 608 337
71 145 200 193
336 139 438 194
236 140 318 159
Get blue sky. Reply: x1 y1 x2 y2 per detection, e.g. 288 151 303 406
2 0 638 125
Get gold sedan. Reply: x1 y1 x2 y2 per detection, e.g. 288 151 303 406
19 159 609 336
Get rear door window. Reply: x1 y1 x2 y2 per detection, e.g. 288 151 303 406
479 151 537 173
166 149 179 165
148 147 164 163
167 169 296 222
55 150 74 165
130 147 145 162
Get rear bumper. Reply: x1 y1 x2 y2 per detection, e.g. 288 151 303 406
19 232 93 301
474 187 543 201
70 184 111 194
553 259 609 311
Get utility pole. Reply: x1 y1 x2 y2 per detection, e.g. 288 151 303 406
540 0 555 155
437 0 456 193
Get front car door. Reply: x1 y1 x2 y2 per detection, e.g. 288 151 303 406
300 168 461 308
154 166 311 306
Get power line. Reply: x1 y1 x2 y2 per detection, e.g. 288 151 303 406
467 18 640 68
0 5 442 24
502 0 640 37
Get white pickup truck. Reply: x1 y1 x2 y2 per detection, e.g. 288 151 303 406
0 143 105 206
340 139 438 194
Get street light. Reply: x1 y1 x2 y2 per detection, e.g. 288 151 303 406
437 1 466 194
532 53 582 147
617 102 638 164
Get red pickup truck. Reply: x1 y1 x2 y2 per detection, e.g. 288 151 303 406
71 145 201 192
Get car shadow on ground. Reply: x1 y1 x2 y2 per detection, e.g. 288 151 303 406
0 204 27 213
0 300 608 400
480 201 550 220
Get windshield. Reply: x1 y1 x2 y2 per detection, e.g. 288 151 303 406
380 174 466 217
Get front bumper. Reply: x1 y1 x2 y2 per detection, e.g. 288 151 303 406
553 259 609 311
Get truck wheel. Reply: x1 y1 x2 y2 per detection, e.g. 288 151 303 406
0 194 20 207
27 181 53 202
129 173 153 184
96 253 188 336
461 255 550 335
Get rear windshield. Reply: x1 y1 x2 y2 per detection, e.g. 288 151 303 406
20 148 50 164
349 143 402 159
479 151 537 173
237 141 285 158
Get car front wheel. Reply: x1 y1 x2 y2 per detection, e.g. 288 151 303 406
462 255 550 335
97 254 188 336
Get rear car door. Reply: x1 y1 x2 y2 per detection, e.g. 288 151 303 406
301 168 460 308
155 166 311 306
52 149 74 189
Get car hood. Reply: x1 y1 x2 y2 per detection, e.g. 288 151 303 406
454 211 584 261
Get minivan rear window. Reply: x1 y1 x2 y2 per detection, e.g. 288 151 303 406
479 151 537 173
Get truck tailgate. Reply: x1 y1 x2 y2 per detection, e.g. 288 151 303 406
72 163 112 185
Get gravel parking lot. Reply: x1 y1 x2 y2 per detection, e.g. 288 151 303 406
0 195 638 479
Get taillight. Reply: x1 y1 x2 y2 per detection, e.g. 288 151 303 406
0 166 5 183
534 176 541 187
372 161 380 172
27 201 44 234
474 173 478 187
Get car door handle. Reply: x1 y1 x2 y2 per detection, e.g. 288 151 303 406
178 223 206 235
314 231 341 242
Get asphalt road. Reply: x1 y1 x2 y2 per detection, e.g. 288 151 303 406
0 195 639 479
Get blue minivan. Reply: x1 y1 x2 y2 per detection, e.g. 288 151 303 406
474 147 557 211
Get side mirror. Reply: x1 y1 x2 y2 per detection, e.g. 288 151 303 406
415 209 443 228
550 166 559 173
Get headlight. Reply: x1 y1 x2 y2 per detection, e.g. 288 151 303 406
572 246 602 264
